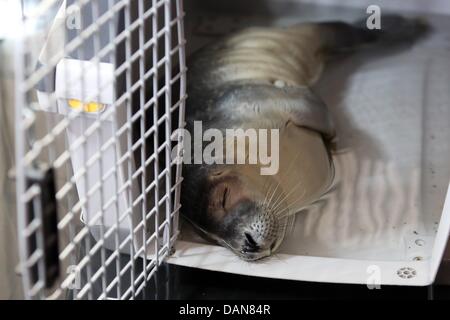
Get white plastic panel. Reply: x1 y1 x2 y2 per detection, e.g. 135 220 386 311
170 1 450 286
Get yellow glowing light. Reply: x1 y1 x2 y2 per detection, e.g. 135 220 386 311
68 99 83 110
85 102 103 112
68 99 105 113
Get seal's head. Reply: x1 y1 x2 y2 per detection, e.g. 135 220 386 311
180 124 334 261
181 165 289 261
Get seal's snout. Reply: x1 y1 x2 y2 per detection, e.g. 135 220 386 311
236 206 280 260
238 228 277 261
242 231 276 254
249 209 278 245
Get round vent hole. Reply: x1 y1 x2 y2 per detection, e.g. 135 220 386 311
397 267 417 279
415 239 425 247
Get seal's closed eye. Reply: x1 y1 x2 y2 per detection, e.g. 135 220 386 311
208 175 247 219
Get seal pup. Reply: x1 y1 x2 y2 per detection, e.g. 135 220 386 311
180 16 428 260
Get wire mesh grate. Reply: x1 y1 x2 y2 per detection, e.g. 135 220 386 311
14 0 186 300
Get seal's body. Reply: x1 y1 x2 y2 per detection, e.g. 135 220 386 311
181 16 427 260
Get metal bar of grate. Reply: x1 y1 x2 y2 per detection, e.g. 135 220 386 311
14 0 186 300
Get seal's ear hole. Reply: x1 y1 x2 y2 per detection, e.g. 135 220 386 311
211 170 224 177
208 167 232 179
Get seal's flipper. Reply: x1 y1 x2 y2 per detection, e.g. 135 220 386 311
283 85 336 140
216 83 335 139
318 15 429 55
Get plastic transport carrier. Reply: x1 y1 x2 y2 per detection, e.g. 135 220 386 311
12 0 450 299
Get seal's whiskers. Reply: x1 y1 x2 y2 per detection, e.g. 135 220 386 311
270 178 306 215
265 152 303 212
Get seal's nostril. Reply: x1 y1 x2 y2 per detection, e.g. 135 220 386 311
244 232 259 252
245 232 257 246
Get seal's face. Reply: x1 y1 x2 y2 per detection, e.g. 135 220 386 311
182 166 287 261
180 125 335 261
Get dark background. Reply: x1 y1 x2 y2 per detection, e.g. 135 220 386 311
139 263 450 300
